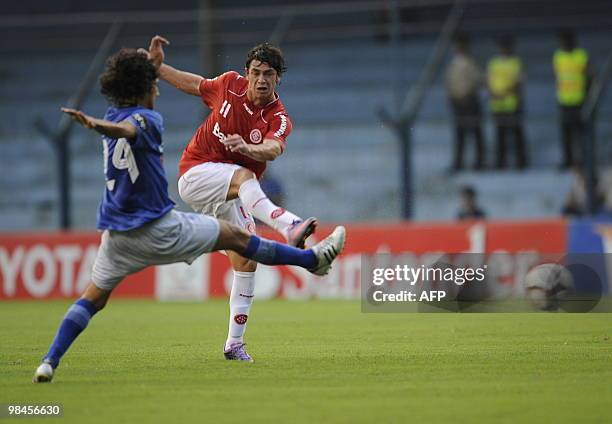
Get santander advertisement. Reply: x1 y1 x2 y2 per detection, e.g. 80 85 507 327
0 219 577 300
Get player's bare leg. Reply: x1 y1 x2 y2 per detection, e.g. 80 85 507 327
227 168 318 248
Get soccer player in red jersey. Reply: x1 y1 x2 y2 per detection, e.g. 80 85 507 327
144 36 320 361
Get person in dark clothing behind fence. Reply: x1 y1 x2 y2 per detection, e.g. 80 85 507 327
446 33 485 172
457 185 486 220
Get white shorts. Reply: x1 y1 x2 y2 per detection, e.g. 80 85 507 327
178 162 256 233
91 210 220 290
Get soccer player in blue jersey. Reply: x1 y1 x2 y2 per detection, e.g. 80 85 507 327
33 49 345 382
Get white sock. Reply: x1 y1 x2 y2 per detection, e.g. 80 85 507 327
225 271 255 350
238 178 301 237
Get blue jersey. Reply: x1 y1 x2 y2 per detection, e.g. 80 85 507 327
96 106 174 231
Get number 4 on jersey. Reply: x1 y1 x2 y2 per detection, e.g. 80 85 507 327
103 138 140 191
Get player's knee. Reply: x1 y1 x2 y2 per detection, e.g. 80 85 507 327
232 256 257 272
93 298 108 311
227 167 256 200
233 167 256 185
214 221 257 271
224 229 258 272
214 220 251 252
81 283 112 311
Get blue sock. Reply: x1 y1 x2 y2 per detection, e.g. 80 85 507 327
43 298 98 369
243 236 317 269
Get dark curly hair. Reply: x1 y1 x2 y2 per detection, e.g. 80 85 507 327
100 48 158 106
245 43 287 76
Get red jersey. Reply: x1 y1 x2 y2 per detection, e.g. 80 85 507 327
178 71 292 179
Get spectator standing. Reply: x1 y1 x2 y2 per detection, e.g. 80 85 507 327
487 35 527 169
446 33 485 171
553 30 592 169
457 186 486 220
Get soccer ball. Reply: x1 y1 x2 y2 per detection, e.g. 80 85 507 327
524 263 573 311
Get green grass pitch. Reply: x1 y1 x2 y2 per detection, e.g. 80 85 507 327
1 300 611 423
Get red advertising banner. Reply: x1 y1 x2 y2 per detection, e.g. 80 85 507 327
0 219 566 300
0 232 154 299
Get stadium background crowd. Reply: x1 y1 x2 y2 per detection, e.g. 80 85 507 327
0 0 611 230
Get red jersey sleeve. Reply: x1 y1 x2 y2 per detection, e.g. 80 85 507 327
199 71 239 108
264 112 292 151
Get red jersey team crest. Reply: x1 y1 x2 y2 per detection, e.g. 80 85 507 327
249 129 262 143
179 71 292 179
234 314 248 325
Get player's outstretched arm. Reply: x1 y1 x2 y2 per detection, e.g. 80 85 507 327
159 64 203 96
61 107 137 139
142 35 203 97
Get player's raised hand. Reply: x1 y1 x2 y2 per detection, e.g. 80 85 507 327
222 134 250 154
145 35 170 69
61 107 96 129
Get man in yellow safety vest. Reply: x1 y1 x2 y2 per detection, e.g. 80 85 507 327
554 30 591 169
487 35 527 169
